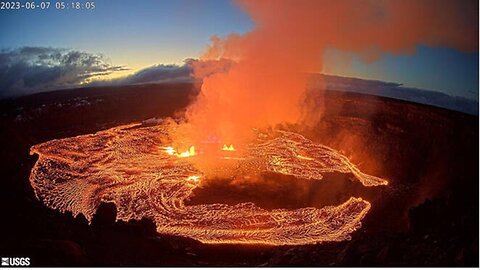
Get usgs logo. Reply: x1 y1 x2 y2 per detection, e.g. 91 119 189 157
1 257 30 267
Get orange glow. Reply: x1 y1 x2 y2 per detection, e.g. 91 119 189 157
178 146 196 157
297 155 314 161
29 121 388 245
182 0 477 152
222 144 235 151
187 175 201 182
164 146 175 156
162 145 196 158
221 156 245 160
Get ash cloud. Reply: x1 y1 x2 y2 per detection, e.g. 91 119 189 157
0 47 127 98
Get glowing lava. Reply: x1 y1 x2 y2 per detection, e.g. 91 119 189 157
162 145 196 157
29 120 388 245
222 144 235 151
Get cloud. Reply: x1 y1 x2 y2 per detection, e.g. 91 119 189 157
89 58 233 87
0 47 234 98
0 46 475 115
0 47 127 97
108 63 192 85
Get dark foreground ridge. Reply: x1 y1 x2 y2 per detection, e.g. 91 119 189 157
0 83 477 266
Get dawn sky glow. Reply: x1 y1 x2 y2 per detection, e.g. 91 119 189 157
0 0 478 100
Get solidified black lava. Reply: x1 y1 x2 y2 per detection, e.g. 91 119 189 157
0 83 477 266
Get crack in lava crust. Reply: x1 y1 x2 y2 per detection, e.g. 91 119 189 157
29 121 388 245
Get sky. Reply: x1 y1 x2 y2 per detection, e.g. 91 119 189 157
0 0 253 68
0 0 478 100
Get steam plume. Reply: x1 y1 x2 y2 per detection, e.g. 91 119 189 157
183 0 478 144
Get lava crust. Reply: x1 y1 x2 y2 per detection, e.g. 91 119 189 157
29 121 387 245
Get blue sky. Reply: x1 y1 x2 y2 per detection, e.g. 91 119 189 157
0 0 478 100
0 0 253 67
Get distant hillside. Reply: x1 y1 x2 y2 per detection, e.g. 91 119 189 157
308 74 478 115
2 70 477 116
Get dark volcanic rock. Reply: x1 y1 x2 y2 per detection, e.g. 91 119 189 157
0 83 477 266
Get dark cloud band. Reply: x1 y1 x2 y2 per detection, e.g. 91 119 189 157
0 47 127 97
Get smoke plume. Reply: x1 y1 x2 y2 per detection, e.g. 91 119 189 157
183 0 478 145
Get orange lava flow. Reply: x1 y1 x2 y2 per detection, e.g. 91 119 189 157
29 121 388 245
